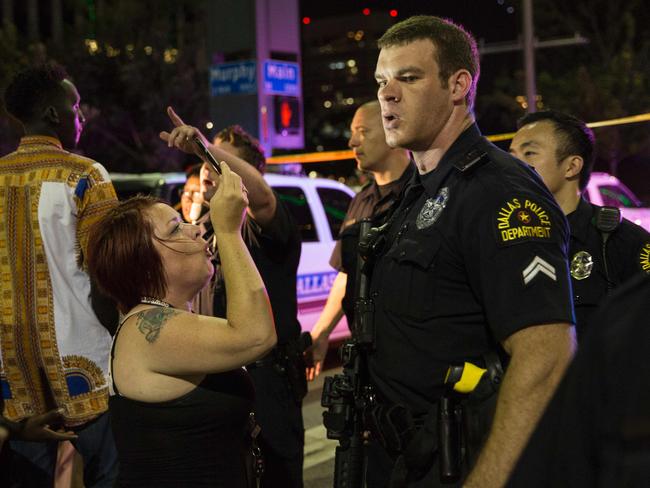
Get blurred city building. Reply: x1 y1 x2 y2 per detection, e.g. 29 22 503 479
206 0 305 155
300 10 394 152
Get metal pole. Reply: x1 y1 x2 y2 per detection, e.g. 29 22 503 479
522 0 537 113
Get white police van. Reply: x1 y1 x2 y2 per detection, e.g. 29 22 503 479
585 172 650 232
109 172 355 342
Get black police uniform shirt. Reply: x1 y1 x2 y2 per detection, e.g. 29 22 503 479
205 192 302 345
507 273 650 488
567 197 650 339
368 124 575 415
329 164 414 323
197 194 305 488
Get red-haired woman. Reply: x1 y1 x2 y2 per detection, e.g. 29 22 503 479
87 162 275 487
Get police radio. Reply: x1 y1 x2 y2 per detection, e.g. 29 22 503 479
594 206 622 290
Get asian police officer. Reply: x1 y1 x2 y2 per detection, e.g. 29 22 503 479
510 110 650 339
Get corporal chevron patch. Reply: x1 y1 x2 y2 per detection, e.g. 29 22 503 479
523 255 557 285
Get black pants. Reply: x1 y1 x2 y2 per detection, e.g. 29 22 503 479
248 364 305 488
7 412 118 488
365 394 496 488
365 440 466 488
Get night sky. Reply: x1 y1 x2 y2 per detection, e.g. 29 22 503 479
297 0 529 158
300 0 521 43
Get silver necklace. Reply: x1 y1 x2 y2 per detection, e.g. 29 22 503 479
140 296 172 308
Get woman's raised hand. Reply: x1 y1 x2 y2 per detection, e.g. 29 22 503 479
209 162 249 235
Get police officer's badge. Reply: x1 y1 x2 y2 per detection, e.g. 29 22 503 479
640 242 650 273
570 251 593 280
416 187 449 230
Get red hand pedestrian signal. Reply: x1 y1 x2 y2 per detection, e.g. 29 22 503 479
273 96 301 135
280 101 292 128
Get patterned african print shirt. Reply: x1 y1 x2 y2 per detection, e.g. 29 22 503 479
0 136 117 427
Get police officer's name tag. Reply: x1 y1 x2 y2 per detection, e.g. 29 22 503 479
416 187 449 230
495 197 552 246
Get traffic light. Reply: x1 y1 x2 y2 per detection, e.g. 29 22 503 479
273 96 301 135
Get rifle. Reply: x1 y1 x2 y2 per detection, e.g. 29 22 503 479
321 219 377 488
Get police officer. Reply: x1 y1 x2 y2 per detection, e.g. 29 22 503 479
161 109 305 488
306 100 412 380
507 272 650 487
366 16 576 487
510 110 650 339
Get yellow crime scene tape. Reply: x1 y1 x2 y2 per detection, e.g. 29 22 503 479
266 112 650 165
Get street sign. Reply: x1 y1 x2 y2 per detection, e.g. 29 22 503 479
263 60 300 96
210 61 257 96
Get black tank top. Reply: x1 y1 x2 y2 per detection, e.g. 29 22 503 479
109 313 255 487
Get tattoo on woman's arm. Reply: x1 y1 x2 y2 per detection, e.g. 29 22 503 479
136 309 180 343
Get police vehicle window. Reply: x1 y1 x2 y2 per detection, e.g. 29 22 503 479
114 187 143 201
167 183 183 208
274 186 318 242
599 184 640 208
111 177 176 203
316 188 352 238
112 181 156 201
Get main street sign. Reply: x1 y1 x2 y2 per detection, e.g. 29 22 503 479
263 60 300 96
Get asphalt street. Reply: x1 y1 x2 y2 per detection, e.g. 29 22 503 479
303 364 341 488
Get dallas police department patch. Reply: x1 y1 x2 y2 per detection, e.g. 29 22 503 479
416 187 449 230
640 242 650 273
570 251 593 280
496 197 552 246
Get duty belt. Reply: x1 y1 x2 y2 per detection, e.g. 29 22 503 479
246 332 312 402
246 351 279 370
246 331 312 370
367 354 504 486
